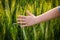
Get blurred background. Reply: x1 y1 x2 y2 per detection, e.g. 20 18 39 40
0 0 60 40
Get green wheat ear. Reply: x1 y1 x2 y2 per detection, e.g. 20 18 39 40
0 0 60 40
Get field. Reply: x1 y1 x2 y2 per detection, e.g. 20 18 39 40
0 0 60 40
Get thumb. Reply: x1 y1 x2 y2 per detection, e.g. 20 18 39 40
26 10 34 16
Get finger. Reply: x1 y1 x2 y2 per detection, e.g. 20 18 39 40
17 19 25 22
17 19 25 20
26 10 34 16
17 22 27 25
17 15 26 19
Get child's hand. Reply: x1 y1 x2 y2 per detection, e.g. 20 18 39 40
17 10 37 27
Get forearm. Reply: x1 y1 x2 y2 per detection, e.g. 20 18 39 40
36 6 60 23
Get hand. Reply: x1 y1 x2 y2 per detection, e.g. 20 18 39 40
17 10 37 27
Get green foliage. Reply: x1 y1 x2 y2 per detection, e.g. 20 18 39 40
0 0 60 40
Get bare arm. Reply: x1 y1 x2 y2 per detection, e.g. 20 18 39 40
36 6 60 24
17 6 60 27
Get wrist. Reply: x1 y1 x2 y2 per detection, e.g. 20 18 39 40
35 16 41 24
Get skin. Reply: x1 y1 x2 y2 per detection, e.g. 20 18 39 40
17 6 60 27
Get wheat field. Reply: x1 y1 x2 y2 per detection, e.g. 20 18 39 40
0 0 60 40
